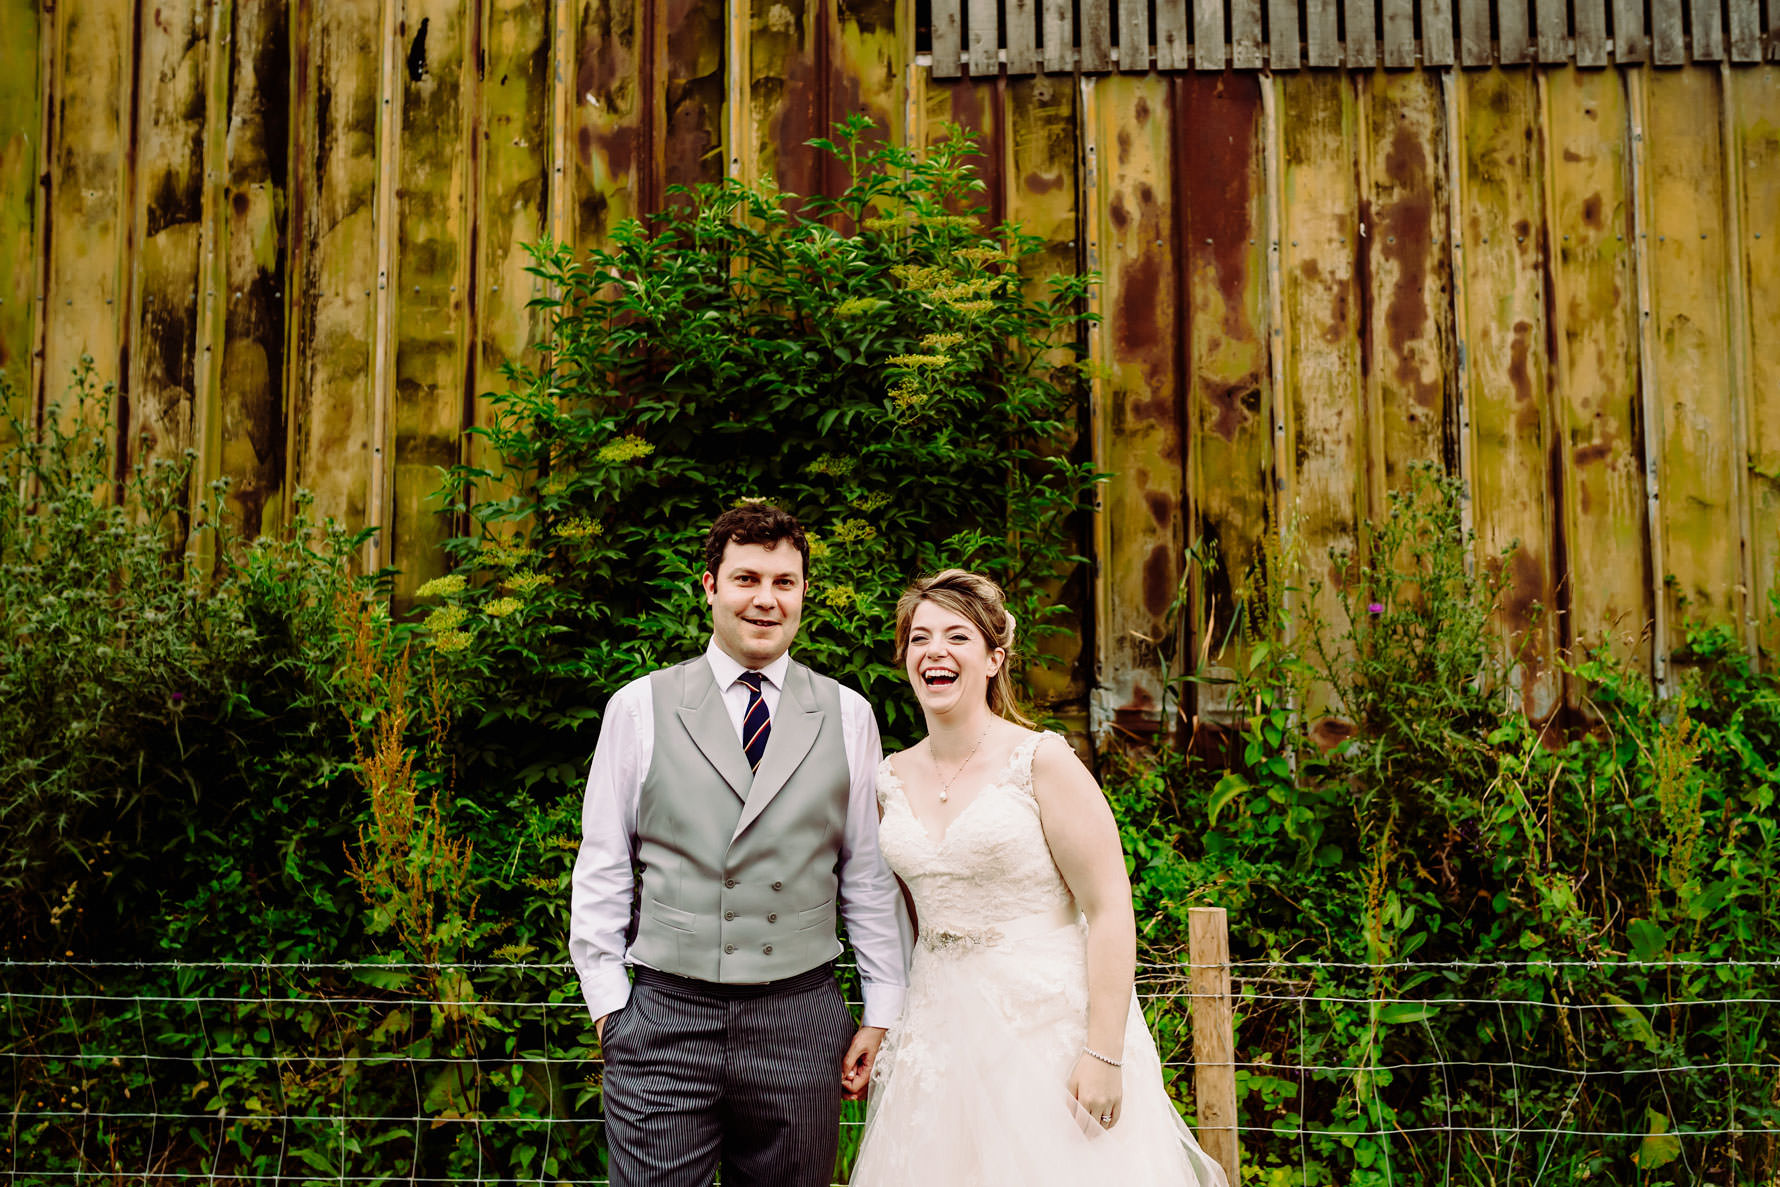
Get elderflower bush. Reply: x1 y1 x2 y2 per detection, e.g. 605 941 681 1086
430 117 1098 797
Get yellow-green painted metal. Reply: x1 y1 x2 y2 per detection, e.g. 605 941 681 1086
14 1 1780 729
0 0 40 416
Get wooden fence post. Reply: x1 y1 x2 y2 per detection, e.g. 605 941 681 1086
1188 905 1240 1182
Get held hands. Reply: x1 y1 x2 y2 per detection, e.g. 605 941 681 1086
841 1026 887 1101
1068 1053 1123 1131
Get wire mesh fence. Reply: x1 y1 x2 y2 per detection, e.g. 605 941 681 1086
5 954 1777 1184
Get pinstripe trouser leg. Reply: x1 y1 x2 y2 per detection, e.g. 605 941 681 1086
600 963 856 1187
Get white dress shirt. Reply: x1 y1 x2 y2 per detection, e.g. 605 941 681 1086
569 639 912 1028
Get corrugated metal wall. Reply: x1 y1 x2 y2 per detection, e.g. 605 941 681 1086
1 1 1776 734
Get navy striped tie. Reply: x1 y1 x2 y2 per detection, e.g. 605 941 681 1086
738 671 771 772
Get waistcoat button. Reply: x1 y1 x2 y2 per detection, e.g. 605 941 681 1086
725 878 737 889
772 881 783 891
724 911 736 921
767 913 777 923
725 944 736 954
762 945 772 954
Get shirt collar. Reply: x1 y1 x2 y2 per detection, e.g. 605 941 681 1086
705 638 790 692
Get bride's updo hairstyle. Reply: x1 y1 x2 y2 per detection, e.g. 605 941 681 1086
894 569 1036 727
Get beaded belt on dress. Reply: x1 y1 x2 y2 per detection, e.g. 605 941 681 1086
918 903 1080 952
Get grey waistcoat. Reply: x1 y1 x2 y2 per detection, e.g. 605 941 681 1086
630 655 850 984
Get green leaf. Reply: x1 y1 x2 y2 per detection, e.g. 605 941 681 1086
1633 1107 1682 1170
1208 773 1248 828
1603 993 1661 1052
1627 917 1669 963
1375 1002 1438 1025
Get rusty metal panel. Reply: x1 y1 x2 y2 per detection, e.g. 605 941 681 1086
1361 71 1453 503
1642 68 1745 646
666 0 726 192
471 0 552 509
923 76 1008 227
39 0 132 431
388 0 474 599
1176 73 1272 717
1542 67 1651 679
207 0 292 537
286 0 382 533
835 0 905 155
1733 66 1780 657
1454 68 1560 721
1083 73 1182 741
1004 73 1085 709
128 0 210 479
0 0 40 409
1277 72 1364 723
746 0 831 203
574 0 649 249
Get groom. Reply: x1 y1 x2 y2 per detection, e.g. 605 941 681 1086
569 503 910 1187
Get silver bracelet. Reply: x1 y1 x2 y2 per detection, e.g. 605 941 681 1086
1082 1045 1124 1068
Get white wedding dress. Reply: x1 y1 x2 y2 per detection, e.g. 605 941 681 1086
850 731 1228 1187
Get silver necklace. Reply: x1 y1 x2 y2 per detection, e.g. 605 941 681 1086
932 724 992 803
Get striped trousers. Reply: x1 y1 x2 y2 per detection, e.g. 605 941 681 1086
599 961 857 1187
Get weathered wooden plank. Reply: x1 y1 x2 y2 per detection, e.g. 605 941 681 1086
1423 0 1456 65
1642 69 1743 649
40 0 131 427
1079 0 1112 71
1232 0 1264 68
287 0 383 534
1691 0 1725 60
1269 0 1303 67
389 0 475 599
1726 0 1760 59
1308 0 1343 65
968 0 999 76
1196 0 1227 68
1536 0 1569 60
1004 73 1083 709
1345 0 1379 66
1005 0 1039 74
1499 0 1533 62
1651 0 1685 64
1574 0 1608 65
1455 68 1560 721
1542 67 1651 679
1732 66 1780 656
1084 73 1180 739
1361 71 1452 500
0 0 41 410
129 0 210 480
1118 0 1150 70
1176 72 1272 717
1277 71 1364 726
471 0 552 509
1612 0 1648 61
1156 0 1192 69
1041 0 1073 72
214 0 293 536
1383 0 1418 66
1459 0 1492 64
932 0 963 77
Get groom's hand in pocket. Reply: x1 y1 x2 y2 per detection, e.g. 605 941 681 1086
841 1026 886 1100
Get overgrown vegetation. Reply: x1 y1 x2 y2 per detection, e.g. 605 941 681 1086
5 136 1778 1185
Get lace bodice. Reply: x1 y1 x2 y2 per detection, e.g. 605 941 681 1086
875 731 1077 935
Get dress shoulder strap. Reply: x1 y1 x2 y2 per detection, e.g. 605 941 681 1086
1010 730 1060 797
875 755 905 810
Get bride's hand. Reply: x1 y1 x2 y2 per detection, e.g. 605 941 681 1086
1068 1054 1123 1130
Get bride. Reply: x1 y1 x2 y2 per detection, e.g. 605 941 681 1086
846 569 1227 1187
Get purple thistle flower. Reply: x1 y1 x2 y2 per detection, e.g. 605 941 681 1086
1367 602 1385 615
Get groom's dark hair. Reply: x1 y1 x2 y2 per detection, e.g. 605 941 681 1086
703 503 810 579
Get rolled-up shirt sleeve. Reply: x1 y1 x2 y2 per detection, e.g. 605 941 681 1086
835 688 913 1028
568 678 650 1024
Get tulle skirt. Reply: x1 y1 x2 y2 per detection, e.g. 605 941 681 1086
850 914 1228 1187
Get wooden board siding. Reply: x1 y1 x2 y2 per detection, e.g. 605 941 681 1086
15 1 1780 739
0 0 41 414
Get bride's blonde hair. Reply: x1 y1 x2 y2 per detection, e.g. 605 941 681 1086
893 569 1035 727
